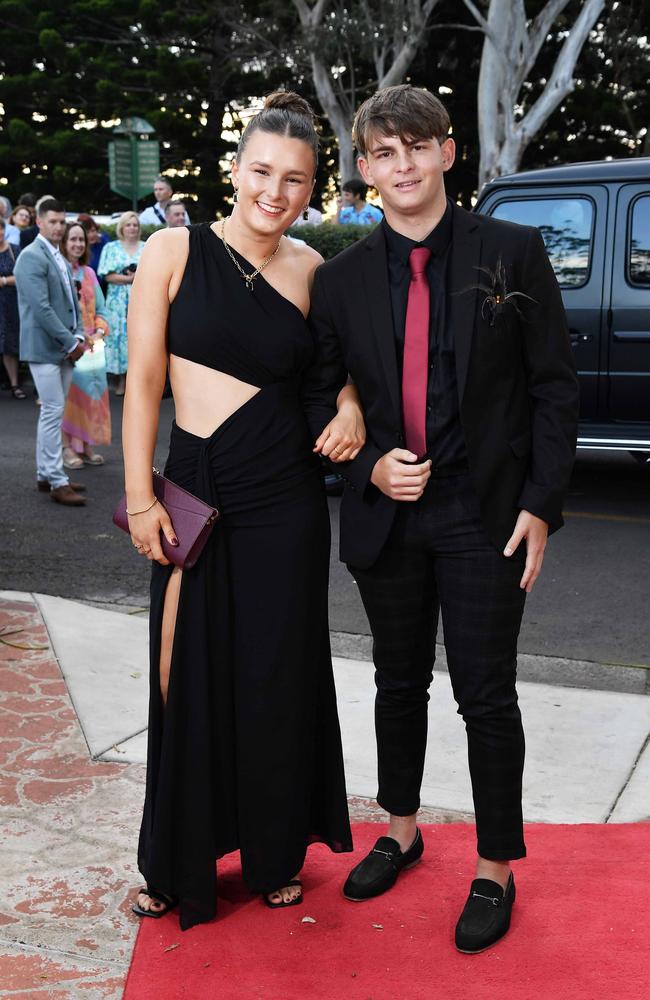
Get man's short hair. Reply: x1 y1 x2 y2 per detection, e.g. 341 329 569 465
37 198 65 217
342 179 368 201
35 194 55 211
353 85 450 159
154 176 173 191
164 200 185 215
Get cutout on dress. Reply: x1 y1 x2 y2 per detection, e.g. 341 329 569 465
169 355 262 439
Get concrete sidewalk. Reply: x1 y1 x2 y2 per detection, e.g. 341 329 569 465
1 591 648 998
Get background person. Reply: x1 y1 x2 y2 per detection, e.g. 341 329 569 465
13 198 87 506
60 222 111 467
77 213 110 276
0 218 25 398
9 205 34 234
97 211 144 396
336 178 383 225
164 200 187 228
138 176 190 227
291 204 323 226
0 196 20 246
19 194 55 250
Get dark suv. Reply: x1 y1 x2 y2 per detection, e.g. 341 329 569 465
475 159 650 458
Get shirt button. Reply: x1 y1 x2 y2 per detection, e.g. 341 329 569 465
427 405 432 413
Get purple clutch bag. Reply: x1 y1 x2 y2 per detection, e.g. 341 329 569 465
112 469 220 570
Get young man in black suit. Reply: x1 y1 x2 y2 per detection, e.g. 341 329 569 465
304 85 579 953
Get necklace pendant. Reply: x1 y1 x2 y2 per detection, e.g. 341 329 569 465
245 277 254 291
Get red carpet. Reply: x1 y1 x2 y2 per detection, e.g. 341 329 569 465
124 823 649 1000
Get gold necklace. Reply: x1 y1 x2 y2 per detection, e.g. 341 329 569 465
219 220 282 291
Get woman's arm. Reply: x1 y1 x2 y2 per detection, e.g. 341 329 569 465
122 228 188 564
91 274 110 336
314 380 366 462
105 272 134 285
0 275 16 287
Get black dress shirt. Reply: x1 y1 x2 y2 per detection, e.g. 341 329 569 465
383 200 467 469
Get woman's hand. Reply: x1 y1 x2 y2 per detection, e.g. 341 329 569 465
314 383 366 463
128 501 179 566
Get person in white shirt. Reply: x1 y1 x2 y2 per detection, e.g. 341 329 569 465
139 177 190 227
290 205 323 227
14 199 88 506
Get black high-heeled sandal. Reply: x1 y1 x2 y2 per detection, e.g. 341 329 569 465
264 879 303 909
131 885 178 919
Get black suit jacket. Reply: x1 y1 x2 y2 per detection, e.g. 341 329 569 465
303 202 579 570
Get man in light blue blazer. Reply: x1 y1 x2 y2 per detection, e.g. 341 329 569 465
14 199 88 506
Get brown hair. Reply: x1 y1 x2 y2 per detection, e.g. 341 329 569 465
10 204 34 226
353 85 450 158
77 212 98 232
236 91 319 172
62 222 90 266
37 197 65 217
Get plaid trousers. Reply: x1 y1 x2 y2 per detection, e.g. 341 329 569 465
349 471 527 861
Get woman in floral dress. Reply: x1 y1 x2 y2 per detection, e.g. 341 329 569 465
61 222 111 467
98 211 144 395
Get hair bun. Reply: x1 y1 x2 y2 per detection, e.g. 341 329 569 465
263 90 315 121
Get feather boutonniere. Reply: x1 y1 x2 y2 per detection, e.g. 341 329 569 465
463 257 537 327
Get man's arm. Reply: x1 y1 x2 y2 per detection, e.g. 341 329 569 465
502 226 580 593
302 266 384 493
516 226 580 530
14 252 80 355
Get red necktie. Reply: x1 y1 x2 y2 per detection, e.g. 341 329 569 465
402 247 431 459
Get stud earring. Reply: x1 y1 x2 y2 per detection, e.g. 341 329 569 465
302 206 309 221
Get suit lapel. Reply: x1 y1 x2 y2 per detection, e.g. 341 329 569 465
360 226 401 422
41 239 79 324
448 204 482 403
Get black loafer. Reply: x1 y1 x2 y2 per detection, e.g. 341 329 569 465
343 828 424 901
455 873 515 954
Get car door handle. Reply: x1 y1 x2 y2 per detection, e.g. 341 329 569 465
569 330 593 345
613 330 650 343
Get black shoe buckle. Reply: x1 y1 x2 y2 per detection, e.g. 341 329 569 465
372 847 396 860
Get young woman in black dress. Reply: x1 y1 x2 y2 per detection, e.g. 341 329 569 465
122 93 361 930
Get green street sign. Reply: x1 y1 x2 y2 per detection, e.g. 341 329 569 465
108 140 133 197
108 122 160 209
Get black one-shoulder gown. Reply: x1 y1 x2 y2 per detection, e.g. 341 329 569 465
137 225 352 929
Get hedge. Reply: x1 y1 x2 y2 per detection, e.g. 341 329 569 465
286 222 374 259
99 221 373 261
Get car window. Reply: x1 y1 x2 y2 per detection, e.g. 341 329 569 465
490 197 594 288
628 195 650 286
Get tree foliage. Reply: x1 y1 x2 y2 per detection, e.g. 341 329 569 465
0 0 647 217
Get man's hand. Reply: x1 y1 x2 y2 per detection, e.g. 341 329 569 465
371 449 431 501
504 510 549 593
67 343 85 362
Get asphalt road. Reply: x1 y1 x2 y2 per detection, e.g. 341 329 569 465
1 388 649 668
